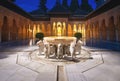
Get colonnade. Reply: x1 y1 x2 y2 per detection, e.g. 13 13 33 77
0 16 86 43
86 15 120 47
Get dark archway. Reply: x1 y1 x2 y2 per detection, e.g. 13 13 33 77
1 16 9 42
118 16 120 42
11 19 18 41
86 24 91 45
101 19 107 40
109 16 116 41
95 21 99 40
86 25 90 41
92 23 96 39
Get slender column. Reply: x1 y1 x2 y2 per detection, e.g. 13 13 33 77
45 24 47 36
106 26 109 41
72 24 74 36
66 23 68 36
76 24 78 32
51 22 53 36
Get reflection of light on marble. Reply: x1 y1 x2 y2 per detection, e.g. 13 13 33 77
44 36 76 40
29 29 32 32
44 36 76 44
57 27 62 36
29 39 33 46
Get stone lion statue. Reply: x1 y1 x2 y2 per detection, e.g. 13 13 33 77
57 43 64 59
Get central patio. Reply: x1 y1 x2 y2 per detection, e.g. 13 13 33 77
17 46 101 65
0 44 120 81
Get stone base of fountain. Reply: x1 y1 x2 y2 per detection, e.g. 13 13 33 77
29 48 92 65
17 47 104 72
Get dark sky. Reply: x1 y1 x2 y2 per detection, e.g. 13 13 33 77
15 0 96 12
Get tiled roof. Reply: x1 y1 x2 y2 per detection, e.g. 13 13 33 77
0 0 32 19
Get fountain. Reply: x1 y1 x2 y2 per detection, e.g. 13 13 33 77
44 36 77 45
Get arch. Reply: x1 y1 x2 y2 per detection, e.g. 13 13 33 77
27 24 30 39
57 22 62 27
108 16 116 41
28 24 33 39
33 24 37 38
53 22 57 36
25 25 28 39
18 26 23 40
1 16 9 42
26 24 29 39
95 21 99 40
0 17 2 28
37 24 40 33
78 24 82 33
57 22 62 36
82 24 85 38
92 23 96 39
90 24 93 39
23 25 26 39
0 18 2 42
47 24 51 36
101 19 107 40
62 22 66 36
41 23 45 35
0 17 2 29
11 19 18 41
93 23 96 39
68 24 72 36
73 24 77 34
86 24 90 41
117 16 120 42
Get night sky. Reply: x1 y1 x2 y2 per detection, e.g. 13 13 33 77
15 0 96 12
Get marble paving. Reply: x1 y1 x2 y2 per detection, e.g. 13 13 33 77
0 45 120 81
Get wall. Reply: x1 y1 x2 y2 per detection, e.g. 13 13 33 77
86 5 120 50
0 6 32 43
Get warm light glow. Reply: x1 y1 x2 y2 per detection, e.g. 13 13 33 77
57 22 61 27
82 24 85 37
68 24 72 36
57 22 62 36
42 24 45 33
37 24 40 32
53 22 63 36
44 36 76 44
33 24 36 38
28 25 32 32
53 22 56 26
29 29 32 32
63 22 66 35
73 24 77 32
78 24 82 32
57 26 62 36
29 39 33 46
53 22 56 35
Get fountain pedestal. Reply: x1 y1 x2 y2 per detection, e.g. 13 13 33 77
44 36 76 45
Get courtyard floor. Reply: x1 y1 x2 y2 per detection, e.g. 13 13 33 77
0 45 120 81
